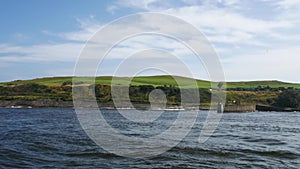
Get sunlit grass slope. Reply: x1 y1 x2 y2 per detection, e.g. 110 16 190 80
1 75 299 89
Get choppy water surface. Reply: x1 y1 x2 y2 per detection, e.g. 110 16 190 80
0 108 299 168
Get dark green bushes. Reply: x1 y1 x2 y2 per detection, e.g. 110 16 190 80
274 89 300 108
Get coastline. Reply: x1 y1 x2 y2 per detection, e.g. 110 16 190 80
1 99 298 112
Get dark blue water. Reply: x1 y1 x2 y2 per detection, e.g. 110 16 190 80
0 108 299 168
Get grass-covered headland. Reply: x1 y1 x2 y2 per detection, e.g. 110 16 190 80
0 75 299 110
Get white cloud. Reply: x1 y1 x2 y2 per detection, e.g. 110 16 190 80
262 0 300 22
43 16 102 42
165 6 292 42
222 46 300 82
110 0 168 11
277 0 300 9
0 43 83 62
218 0 241 6
108 0 297 48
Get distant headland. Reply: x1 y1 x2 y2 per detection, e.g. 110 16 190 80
0 76 299 112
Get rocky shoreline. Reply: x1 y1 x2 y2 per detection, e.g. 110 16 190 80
0 99 298 112
0 99 73 108
0 99 188 110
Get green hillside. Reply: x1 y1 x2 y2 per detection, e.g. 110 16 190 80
1 75 299 89
1 75 299 108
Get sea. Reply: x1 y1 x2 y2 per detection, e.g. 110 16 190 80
0 108 299 168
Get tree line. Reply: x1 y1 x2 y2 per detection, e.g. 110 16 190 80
0 83 299 109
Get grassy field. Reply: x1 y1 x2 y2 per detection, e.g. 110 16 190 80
1 75 299 89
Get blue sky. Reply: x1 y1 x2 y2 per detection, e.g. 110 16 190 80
0 0 300 82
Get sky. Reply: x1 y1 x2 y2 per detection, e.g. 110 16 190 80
0 0 300 82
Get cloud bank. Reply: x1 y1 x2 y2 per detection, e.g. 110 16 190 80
0 0 299 82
